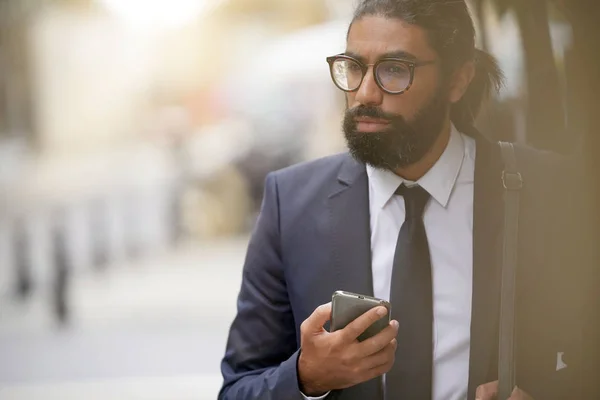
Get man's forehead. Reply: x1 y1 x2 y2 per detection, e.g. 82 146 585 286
346 16 434 61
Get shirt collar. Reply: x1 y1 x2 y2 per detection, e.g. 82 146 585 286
366 123 465 209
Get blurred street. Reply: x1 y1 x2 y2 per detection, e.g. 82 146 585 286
0 236 249 400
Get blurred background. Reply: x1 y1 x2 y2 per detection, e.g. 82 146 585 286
0 0 598 399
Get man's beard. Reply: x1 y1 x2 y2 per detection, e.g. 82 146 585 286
342 87 449 171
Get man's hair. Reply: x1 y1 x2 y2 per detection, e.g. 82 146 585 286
349 0 504 132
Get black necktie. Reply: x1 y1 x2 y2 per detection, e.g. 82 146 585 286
386 184 433 399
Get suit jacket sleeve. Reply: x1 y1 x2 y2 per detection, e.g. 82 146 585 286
218 172 304 400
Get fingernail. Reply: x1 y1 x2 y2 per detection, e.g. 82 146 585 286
377 307 387 316
391 320 399 329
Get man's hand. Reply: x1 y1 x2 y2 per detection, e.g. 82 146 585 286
297 302 399 397
476 381 534 400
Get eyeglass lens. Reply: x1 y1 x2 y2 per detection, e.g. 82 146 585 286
331 58 411 93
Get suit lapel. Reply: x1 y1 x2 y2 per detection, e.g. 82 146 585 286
467 131 505 399
327 154 374 298
327 154 382 400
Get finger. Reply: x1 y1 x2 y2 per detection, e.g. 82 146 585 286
361 342 397 381
302 302 332 334
360 338 397 370
339 306 389 343
355 320 399 357
476 381 498 400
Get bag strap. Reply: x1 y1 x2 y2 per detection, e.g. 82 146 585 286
497 141 523 399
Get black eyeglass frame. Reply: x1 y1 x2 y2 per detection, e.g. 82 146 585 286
326 54 436 95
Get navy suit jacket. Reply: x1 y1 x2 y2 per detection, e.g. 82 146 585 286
219 131 598 400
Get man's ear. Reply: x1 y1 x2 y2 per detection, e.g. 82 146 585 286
448 61 475 104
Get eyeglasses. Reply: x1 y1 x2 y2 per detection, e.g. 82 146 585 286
326 54 436 95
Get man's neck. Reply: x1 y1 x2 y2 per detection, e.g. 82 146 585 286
393 119 452 181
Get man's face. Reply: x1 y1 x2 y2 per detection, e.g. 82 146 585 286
342 16 450 170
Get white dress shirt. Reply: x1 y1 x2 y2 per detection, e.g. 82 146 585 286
303 125 476 399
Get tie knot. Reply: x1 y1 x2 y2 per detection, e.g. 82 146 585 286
395 184 430 218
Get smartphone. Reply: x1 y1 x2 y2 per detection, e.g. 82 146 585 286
330 290 391 342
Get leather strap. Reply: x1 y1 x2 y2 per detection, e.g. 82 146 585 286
497 141 523 399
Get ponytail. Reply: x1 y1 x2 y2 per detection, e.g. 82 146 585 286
451 49 505 132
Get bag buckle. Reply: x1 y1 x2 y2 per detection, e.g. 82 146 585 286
502 171 523 190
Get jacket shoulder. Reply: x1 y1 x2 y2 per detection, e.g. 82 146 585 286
510 143 578 183
269 152 350 188
263 153 353 214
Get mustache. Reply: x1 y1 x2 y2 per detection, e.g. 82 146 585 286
345 105 403 122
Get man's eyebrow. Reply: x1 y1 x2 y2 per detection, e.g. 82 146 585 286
343 51 367 63
343 50 419 63
381 50 419 61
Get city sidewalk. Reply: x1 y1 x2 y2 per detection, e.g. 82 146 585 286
0 236 249 400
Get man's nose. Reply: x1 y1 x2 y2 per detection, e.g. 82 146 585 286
355 67 384 106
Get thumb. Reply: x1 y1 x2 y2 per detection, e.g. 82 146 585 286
304 302 332 333
476 381 498 400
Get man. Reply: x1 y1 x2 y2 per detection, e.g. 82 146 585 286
219 0 597 399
